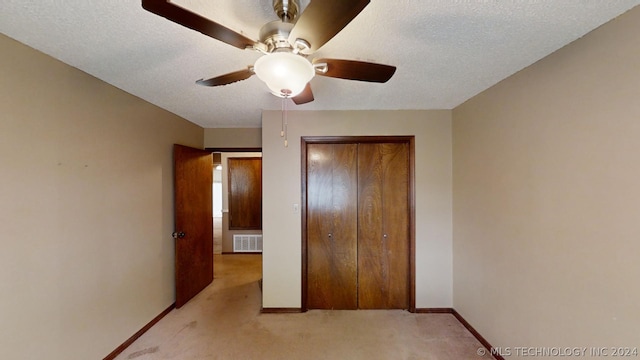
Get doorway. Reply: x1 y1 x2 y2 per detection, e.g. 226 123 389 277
213 154 223 254
212 151 263 254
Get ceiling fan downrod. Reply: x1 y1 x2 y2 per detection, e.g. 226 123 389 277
273 0 300 22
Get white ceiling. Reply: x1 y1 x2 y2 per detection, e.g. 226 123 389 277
1 1 639 128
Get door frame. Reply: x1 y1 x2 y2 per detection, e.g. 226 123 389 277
206 148 264 255
301 136 416 312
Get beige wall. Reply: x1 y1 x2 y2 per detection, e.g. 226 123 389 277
0 35 203 360
261 110 453 308
453 6 640 352
204 128 261 148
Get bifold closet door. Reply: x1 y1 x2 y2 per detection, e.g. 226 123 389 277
306 143 358 309
357 143 410 309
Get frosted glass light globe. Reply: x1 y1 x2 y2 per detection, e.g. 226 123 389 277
254 52 315 97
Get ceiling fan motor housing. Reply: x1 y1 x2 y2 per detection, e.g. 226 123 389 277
259 21 296 53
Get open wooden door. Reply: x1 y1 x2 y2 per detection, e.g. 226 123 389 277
174 144 213 308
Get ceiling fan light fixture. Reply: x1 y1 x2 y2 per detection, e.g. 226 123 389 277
254 52 315 97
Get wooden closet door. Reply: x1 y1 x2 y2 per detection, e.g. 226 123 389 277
228 157 262 230
306 143 358 309
357 143 410 309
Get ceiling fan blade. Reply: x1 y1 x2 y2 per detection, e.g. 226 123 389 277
315 58 396 83
142 0 256 49
196 68 254 87
292 83 314 105
288 0 370 52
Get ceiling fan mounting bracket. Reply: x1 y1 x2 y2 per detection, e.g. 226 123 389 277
313 62 328 74
292 39 310 54
249 43 269 55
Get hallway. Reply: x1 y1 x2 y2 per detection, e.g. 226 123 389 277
114 255 492 360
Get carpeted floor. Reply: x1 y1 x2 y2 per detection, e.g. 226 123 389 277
114 255 493 360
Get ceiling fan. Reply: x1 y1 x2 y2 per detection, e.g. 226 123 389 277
142 0 396 104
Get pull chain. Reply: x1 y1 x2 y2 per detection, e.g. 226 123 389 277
281 90 291 148
284 110 288 148
283 97 289 148
280 96 285 137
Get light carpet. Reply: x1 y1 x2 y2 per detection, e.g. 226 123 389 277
114 255 493 360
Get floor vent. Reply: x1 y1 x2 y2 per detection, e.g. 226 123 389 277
233 234 263 252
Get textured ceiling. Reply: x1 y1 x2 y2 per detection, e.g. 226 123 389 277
1 0 639 128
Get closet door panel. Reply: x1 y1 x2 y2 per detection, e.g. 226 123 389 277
307 143 358 309
358 143 409 309
357 143 386 308
382 143 410 309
